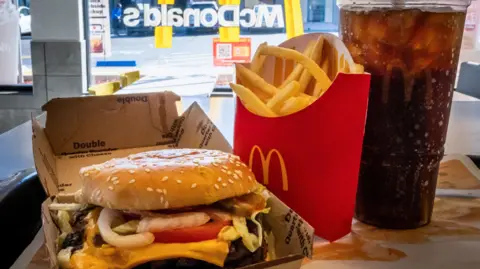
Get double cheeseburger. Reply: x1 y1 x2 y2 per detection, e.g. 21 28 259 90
50 149 270 269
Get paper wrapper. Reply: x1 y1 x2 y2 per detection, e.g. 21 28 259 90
233 33 371 242
436 154 480 197
33 93 314 269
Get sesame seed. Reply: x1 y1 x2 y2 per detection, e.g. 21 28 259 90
229 159 235 163
162 176 169 181
241 163 247 167
248 176 252 181
233 174 239 180
193 159 199 163
228 179 234 184
214 184 220 190
83 172 89 177
156 189 162 193
165 201 169 208
129 170 135 174
112 176 118 181
108 186 114 191
221 169 227 173
236 164 241 167
160 196 164 203
163 189 167 195
191 183 197 189
234 170 243 177
217 177 222 182
147 187 153 192
145 168 151 173
113 180 120 185
212 163 219 167
177 179 182 184
222 183 227 187
129 179 136 184
222 165 228 170
227 171 232 175
106 176 112 182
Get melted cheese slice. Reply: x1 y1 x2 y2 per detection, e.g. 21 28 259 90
69 209 229 269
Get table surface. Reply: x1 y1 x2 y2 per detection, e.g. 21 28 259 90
1 94 480 268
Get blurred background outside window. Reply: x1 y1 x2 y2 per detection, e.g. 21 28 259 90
14 0 480 92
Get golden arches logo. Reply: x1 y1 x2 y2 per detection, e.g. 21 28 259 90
248 145 288 191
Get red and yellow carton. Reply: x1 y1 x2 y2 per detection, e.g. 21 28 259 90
233 33 371 242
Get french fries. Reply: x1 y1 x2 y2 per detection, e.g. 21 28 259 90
231 36 365 117
230 83 277 117
251 42 267 75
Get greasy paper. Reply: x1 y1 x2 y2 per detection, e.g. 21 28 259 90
438 155 480 190
170 102 232 152
34 94 314 269
436 155 480 199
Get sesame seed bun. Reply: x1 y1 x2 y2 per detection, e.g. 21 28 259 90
78 149 259 210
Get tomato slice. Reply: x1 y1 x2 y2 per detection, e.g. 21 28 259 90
153 220 231 243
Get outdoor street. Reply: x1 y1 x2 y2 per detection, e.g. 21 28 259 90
21 33 287 78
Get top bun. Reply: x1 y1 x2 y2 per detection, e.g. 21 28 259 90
78 149 260 210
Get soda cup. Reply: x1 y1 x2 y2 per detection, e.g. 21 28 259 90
338 0 471 228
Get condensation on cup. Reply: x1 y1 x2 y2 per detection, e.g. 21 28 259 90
0 0 19 84
338 0 471 229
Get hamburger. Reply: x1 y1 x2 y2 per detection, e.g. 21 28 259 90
50 149 270 269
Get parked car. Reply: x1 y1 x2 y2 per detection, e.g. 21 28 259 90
18 6 31 35
186 1 219 35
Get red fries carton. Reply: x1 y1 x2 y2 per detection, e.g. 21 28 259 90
234 33 371 242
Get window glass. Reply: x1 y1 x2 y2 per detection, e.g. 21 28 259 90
84 0 480 93
86 0 340 91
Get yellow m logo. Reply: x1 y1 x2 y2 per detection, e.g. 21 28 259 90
248 145 288 191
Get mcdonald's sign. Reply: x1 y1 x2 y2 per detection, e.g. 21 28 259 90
248 145 288 191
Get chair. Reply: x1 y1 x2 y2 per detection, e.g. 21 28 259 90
456 62 480 99
120 70 141 88
88 81 121 96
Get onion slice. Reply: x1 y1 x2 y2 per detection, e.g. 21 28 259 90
137 212 210 233
98 208 154 248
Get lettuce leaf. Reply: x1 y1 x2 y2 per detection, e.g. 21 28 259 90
218 226 241 241
57 210 72 233
227 208 270 252
112 220 139 234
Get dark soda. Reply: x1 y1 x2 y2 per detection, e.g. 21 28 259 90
340 9 466 228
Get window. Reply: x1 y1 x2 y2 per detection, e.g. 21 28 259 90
85 0 340 92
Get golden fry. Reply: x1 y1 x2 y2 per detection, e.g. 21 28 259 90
267 81 301 112
260 46 332 91
298 37 324 94
251 42 267 75
236 64 278 96
278 96 311 116
353 63 365 74
313 82 328 99
230 83 277 117
279 41 316 89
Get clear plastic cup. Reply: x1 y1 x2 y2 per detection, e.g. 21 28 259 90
338 0 471 229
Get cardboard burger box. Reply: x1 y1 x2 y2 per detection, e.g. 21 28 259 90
32 92 314 269
234 33 371 242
